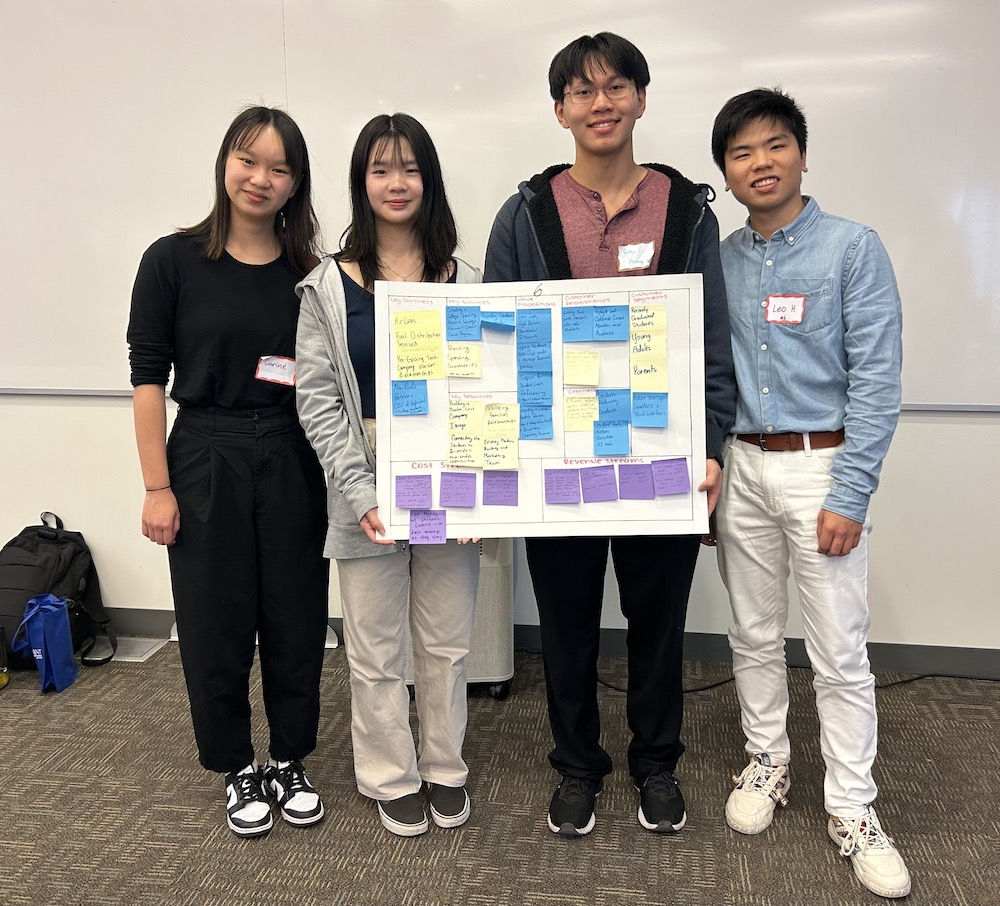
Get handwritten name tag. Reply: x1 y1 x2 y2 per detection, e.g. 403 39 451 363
765 294 806 324
255 355 296 385
617 242 654 272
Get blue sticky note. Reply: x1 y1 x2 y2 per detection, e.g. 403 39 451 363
482 311 515 331
593 420 630 456
632 392 668 427
520 405 554 440
562 307 594 342
593 305 629 341
391 380 429 416
446 306 481 341
518 371 553 407
596 388 631 422
516 309 552 343
516 342 553 372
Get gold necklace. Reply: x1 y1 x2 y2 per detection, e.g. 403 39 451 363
379 259 423 281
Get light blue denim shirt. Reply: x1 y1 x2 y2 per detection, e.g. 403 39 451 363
719 197 902 523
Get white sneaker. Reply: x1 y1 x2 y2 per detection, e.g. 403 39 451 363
224 762 273 838
725 753 789 835
828 806 911 899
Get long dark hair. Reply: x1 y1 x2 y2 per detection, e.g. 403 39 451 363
179 105 321 276
337 113 457 291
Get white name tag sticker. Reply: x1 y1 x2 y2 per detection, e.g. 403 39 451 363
618 242 655 272
766 294 806 324
255 355 296 385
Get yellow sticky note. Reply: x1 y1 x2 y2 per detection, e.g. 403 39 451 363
631 356 669 392
485 402 520 439
449 398 485 434
447 342 482 378
563 348 601 386
564 393 599 431
484 436 519 470
447 432 484 467
630 303 667 333
394 310 444 379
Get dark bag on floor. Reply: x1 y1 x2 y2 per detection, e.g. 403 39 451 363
12 594 79 692
0 512 117 669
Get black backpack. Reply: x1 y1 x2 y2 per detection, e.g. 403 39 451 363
0 512 117 668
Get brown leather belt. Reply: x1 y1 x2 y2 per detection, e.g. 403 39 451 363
735 429 845 452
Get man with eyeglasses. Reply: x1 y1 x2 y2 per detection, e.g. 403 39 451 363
485 32 735 838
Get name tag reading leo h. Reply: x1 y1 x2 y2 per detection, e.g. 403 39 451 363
766 294 806 324
256 355 296 385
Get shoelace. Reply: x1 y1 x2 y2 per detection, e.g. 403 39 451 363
557 777 596 804
835 809 894 856
232 771 265 804
734 759 788 803
277 761 310 796
643 773 679 800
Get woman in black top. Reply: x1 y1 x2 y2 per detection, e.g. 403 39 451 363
127 106 330 838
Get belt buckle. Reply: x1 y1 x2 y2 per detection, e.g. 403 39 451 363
756 432 772 451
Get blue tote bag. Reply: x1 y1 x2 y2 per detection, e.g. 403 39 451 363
12 593 78 692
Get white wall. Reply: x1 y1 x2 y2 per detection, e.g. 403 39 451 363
2 398 997 651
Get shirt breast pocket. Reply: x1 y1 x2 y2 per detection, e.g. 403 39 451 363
772 277 838 335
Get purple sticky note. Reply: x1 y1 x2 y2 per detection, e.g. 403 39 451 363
395 474 433 509
544 468 581 504
580 465 619 503
440 471 477 508
651 458 691 496
483 470 518 506
409 509 447 544
618 463 656 499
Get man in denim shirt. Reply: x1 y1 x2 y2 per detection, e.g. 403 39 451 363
710 89 909 899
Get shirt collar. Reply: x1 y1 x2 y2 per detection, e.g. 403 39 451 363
740 196 821 247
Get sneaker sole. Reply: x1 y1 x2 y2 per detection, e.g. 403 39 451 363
378 804 429 837
279 802 325 827
547 812 596 836
638 806 687 834
226 814 274 838
430 800 470 829
827 823 912 899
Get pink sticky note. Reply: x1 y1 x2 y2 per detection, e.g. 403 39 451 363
651 458 691 495
395 474 433 509
483 470 518 506
544 469 581 504
440 471 477 508
409 509 447 544
580 465 618 503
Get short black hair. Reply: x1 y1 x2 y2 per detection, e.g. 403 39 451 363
548 32 650 102
711 87 807 173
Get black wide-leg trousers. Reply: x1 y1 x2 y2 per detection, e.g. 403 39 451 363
167 405 329 774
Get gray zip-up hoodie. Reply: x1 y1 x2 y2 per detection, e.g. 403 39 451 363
295 256 482 559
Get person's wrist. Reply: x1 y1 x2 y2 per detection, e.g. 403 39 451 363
145 484 171 492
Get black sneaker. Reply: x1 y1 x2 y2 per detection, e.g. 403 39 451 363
635 771 687 833
426 783 471 828
224 766 273 838
377 792 429 837
263 760 325 827
547 776 603 836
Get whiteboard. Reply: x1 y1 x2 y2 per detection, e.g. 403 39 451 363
2 0 998 407
373 275 708 539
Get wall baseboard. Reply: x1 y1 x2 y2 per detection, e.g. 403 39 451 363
107 609 999 681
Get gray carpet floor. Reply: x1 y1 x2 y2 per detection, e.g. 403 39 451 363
1 643 997 906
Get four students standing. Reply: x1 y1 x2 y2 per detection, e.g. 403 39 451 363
126 33 909 901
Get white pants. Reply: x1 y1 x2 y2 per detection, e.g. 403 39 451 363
336 541 480 800
715 438 878 816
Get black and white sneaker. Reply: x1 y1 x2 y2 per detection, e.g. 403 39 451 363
635 770 687 833
263 760 325 827
547 776 603 836
426 783 471 828
224 765 273 838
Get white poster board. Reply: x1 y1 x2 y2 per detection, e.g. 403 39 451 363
374 275 706 540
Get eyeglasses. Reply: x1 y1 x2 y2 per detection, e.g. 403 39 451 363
562 79 634 105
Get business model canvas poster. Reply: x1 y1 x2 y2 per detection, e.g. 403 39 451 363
374 274 707 541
